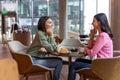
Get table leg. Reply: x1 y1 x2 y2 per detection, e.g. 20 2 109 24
68 56 72 68
67 57 73 80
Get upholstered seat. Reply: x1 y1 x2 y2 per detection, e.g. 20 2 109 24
0 58 19 80
8 41 53 80
13 31 30 46
76 57 120 80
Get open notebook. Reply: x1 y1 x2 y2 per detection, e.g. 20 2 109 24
58 38 85 48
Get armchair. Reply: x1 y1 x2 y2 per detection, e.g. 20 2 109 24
76 57 120 80
8 41 53 80
0 58 19 80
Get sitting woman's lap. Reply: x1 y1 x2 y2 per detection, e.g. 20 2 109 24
32 56 62 68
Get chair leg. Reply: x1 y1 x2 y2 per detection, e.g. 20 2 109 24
44 72 48 80
20 75 23 80
80 75 86 80
20 75 28 80
49 71 53 80
25 76 29 80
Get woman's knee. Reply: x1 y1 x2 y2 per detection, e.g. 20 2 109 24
53 57 63 65
75 58 92 63
70 62 78 69
56 57 63 61
48 57 62 61
58 58 63 65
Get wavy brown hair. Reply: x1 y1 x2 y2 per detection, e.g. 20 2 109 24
37 16 51 33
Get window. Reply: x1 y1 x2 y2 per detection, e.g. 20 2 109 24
18 0 32 17
18 0 59 39
1 0 109 40
67 0 110 38
67 0 84 38
84 0 110 35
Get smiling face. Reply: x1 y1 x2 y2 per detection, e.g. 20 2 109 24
45 18 53 30
92 18 100 30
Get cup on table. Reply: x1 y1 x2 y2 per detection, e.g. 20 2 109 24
79 47 85 53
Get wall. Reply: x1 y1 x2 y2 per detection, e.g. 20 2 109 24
111 0 120 50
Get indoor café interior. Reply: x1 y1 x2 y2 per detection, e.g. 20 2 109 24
0 0 120 80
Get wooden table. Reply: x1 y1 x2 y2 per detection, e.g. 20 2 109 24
52 52 86 68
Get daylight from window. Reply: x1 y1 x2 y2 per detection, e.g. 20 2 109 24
84 0 109 35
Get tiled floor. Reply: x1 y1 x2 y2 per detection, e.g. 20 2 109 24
0 44 80 80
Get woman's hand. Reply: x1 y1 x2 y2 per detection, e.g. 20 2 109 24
53 52 59 55
46 28 53 38
90 28 97 40
39 47 47 53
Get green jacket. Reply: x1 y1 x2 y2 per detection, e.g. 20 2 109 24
27 30 57 58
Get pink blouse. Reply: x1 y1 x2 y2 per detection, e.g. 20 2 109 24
85 32 113 58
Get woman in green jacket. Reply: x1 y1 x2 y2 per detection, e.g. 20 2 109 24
27 16 62 80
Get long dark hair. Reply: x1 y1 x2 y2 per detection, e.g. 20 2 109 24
37 16 51 32
94 13 113 38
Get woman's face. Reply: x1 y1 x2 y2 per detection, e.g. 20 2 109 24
45 18 53 30
92 18 100 29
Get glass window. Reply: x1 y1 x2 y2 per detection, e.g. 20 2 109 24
0 1 17 40
0 0 109 41
84 0 97 35
67 0 84 38
45 0 59 34
18 0 32 17
18 0 59 39
84 0 109 35
67 0 110 38
97 0 109 18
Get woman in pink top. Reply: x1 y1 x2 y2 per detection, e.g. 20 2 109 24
68 13 113 80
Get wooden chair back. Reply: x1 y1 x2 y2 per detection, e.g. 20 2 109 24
0 58 19 80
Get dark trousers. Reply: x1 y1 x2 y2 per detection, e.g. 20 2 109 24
68 58 92 80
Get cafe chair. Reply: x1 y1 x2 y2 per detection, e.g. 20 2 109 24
0 58 19 80
76 57 120 80
13 31 30 46
113 50 120 57
8 41 54 80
